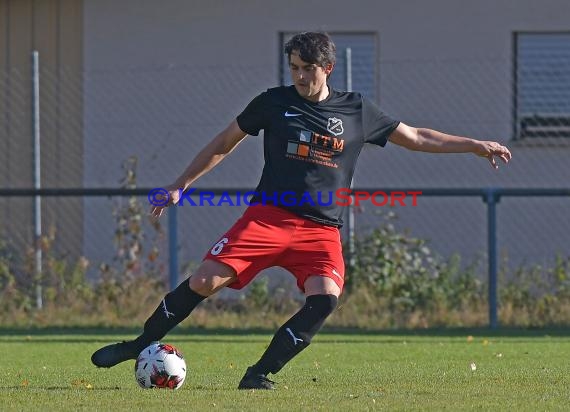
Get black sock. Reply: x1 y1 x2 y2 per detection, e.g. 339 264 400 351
132 279 206 351
251 294 338 375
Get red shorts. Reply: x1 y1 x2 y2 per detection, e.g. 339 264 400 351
203 204 345 292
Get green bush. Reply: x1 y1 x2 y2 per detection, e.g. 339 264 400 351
344 211 484 312
340 211 570 328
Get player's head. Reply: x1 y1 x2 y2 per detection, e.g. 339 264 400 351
285 32 336 68
284 32 336 100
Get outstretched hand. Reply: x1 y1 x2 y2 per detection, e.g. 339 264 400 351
476 141 512 169
150 184 182 219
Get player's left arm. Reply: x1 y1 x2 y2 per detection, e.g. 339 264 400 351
388 122 512 169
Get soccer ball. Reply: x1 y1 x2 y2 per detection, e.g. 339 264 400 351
134 342 186 389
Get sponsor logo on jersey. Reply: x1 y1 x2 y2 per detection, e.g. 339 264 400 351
284 111 302 117
285 129 345 168
299 130 311 142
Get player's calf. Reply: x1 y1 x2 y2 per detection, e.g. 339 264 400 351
91 279 206 368
242 294 338 383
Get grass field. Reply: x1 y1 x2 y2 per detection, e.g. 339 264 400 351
1 328 568 411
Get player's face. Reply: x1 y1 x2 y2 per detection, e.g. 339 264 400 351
289 51 333 102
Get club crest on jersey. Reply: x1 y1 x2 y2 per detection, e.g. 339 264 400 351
327 117 344 136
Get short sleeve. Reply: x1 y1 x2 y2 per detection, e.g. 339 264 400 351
362 97 400 147
236 92 269 136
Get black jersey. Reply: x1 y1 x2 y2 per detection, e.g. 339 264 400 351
236 85 399 227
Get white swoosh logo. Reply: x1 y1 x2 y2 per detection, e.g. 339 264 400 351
332 269 342 279
285 111 302 117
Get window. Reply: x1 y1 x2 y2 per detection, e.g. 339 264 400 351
515 33 570 139
280 32 377 101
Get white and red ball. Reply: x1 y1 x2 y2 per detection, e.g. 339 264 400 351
134 342 186 389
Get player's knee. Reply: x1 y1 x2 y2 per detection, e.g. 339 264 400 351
188 261 237 296
291 294 338 346
188 273 217 296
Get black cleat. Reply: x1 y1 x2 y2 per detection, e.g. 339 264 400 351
91 341 140 368
238 367 276 390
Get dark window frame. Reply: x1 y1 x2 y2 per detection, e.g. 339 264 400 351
513 31 570 141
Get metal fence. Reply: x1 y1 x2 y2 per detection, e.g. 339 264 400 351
1 187 569 329
2 43 570 328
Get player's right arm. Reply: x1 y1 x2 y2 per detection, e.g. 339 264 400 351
151 119 247 218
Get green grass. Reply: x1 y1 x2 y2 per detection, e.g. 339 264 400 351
0 328 569 411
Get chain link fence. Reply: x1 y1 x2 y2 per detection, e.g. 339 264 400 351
1 50 570 314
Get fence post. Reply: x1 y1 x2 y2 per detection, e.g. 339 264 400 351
32 50 43 310
168 206 178 290
484 188 499 329
345 48 356 270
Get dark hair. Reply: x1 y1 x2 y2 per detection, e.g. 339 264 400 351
284 32 336 68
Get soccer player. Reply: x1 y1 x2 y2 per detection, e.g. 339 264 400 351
91 32 511 389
